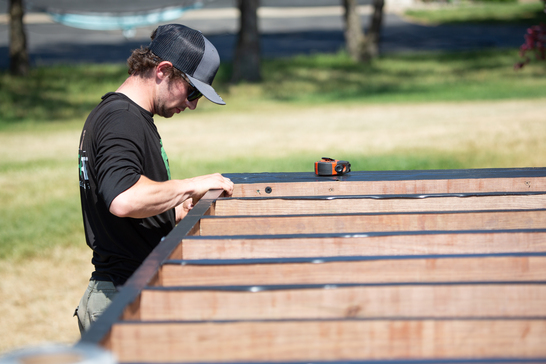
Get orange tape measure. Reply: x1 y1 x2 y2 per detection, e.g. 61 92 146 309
315 157 351 176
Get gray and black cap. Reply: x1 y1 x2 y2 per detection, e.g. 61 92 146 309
149 24 225 105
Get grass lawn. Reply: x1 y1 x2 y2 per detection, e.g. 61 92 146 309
2 48 546 127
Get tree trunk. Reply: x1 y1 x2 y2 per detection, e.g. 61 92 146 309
9 0 29 76
343 0 364 62
343 0 384 62
232 0 261 83
362 0 384 61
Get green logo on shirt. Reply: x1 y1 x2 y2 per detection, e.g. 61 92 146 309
160 140 171 180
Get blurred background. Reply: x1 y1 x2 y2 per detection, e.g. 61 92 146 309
0 0 540 68
0 0 545 355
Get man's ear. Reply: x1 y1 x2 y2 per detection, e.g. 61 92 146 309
156 61 173 80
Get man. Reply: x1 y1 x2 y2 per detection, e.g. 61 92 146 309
75 24 234 332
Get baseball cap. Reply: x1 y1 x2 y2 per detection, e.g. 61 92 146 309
149 24 225 105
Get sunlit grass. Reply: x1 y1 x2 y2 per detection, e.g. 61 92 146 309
0 162 81 260
404 1 546 25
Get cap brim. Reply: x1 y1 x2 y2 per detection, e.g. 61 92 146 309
187 75 225 105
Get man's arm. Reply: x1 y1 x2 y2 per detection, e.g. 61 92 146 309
109 173 233 219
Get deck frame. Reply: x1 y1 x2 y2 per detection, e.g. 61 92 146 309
78 168 546 362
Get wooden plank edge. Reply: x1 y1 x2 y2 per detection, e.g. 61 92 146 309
108 318 546 362
179 229 546 259
164 251 546 266
214 193 546 216
132 282 546 320
225 169 546 197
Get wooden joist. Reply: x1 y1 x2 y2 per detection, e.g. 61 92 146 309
232 170 546 197
107 320 546 363
197 209 546 236
179 230 546 259
214 193 546 215
79 168 546 363
155 255 546 286
129 283 546 321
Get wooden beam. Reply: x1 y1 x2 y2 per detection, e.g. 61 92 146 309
199 210 546 236
234 178 546 197
108 319 546 362
227 169 546 197
181 230 546 259
133 283 546 321
215 194 546 216
157 255 546 287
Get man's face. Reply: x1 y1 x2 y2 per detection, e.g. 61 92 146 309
154 76 199 118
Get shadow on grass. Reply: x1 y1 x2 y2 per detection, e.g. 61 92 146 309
0 64 127 124
255 48 545 103
2 48 545 125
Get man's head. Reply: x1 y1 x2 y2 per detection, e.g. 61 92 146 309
127 24 225 105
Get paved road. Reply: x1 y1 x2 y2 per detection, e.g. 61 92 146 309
0 0 529 70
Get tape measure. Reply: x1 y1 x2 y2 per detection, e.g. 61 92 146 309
315 157 351 176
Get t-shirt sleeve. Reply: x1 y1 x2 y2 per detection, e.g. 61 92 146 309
94 110 145 209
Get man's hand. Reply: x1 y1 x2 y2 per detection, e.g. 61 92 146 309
186 173 234 205
175 174 233 223
109 173 233 220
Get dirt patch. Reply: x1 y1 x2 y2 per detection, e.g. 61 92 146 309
0 244 92 354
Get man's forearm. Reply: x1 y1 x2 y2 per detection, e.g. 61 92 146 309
109 175 191 219
109 173 233 219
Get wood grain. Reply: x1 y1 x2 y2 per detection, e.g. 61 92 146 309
199 210 546 236
233 177 546 197
133 284 546 321
157 256 546 287
181 230 546 259
215 194 546 216
109 319 546 362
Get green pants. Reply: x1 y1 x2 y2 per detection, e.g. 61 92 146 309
75 280 118 334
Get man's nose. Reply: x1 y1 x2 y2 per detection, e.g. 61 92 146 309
186 98 199 110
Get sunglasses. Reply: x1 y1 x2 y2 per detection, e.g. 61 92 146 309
184 76 203 102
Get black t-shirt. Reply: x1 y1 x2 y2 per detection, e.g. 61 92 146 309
78 92 175 286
